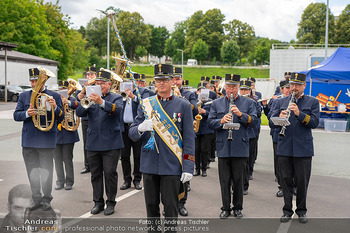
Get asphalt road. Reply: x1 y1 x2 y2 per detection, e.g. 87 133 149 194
0 102 349 233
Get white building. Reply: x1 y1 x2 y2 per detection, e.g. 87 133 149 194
0 49 59 86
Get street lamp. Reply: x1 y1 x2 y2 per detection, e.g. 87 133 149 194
177 49 184 79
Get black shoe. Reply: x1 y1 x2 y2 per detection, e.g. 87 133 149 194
179 206 188 216
186 184 191 192
134 182 142 190
233 210 243 218
298 214 308 223
280 214 292 223
55 184 64 190
210 158 215 162
65 184 73 190
29 201 42 211
206 163 210 169
276 190 283 197
201 170 207 177
42 203 52 211
120 182 131 190
91 205 104 215
80 167 90 174
193 170 200 176
220 210 231 219
104 206 115 216
249 175 253 180
243 189 248 195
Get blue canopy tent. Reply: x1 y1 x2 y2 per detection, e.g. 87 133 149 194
299 47 350 104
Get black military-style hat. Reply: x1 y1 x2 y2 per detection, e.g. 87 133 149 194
154 64 173 78
290 72 306 84
58 80 69 89
86 66 97 74
197 82 206 89
284 72 292 78
280 79 290 89
111 68 116 72
141 74 146 81
95 70 111 81
125 72 132 80
212 76 222 81
29 68 40 81
247 77 256 83
240 80 252 89
182 80 189 86
173 67 182 77
133 73 141 79
209 80 215 86
200 76 210 83
225 74 240 84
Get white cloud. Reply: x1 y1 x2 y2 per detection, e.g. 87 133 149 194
45 0 348 42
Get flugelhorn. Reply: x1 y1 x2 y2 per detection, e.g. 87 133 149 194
80 76 96 109
62 78 80 131
30 67 56 132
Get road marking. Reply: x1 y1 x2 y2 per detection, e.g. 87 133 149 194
0 179 3 181
62 189 143 228
0 132 21 141
276 200 297 233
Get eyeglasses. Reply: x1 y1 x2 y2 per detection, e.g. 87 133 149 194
155 79 170 83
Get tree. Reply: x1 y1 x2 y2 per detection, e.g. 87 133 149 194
164 20 187 62
148 25 169 58
220 40 239 65
335 4 350 44
135 45 147 60
297 3 335 44
225 19 255 63
191 39 208 64
185 9 225 61
115 11 151 60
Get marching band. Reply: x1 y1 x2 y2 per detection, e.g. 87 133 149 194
12 62 319 232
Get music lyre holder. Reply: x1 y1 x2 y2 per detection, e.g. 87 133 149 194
270 117 291 127
223 123 241 130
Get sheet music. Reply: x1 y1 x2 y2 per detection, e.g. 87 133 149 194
270 117 290 126
86 85 101 97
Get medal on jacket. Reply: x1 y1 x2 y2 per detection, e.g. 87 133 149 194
172 113 177 123
177 113 181 122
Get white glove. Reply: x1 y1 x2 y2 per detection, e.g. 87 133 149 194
138 119 153 132
180 172 193 183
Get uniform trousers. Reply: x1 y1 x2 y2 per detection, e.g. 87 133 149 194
87 149 120 207
278 156 312 216
54 144 74 186
244 137 258 190
273 141 282 189
22 147 54 203
143 173 180 233
121 123 142 184
179 181 189 207
81 120 89 168
209 131 216 161
218 157 247 211
195 134 211 171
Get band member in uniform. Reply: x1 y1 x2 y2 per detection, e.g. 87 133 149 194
76 70 124 216
208 74 257 219
54 81 80 191
171 67 197 217
14 68 64 211
269 72 319 223
79 66 97 174
120 73 155 191
212 75 226 96
129 64 195 232
262 79 290 197
274 72 292 95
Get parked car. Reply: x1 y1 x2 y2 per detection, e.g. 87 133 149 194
187 59 198 66
0 85 24 102
19 85 32 91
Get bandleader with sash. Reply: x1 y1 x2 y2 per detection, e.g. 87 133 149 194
129 64 195 233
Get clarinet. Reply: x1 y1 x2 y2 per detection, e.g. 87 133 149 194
227 93 235 141
279 92 296 137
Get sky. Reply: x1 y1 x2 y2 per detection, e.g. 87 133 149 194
45 0 349 42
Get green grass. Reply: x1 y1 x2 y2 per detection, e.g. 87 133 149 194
261 113 269 126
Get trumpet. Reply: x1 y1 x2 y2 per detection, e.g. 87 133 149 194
279 92 296 137
80 77 96 109
172 85 182 97
30 67 55 132
62 78 80 131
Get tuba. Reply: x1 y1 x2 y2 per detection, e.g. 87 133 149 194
62 79 81 131
110 56 127 93
30 67 56 132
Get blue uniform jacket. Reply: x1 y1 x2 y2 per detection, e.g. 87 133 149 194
129 96 195 175
208 95 257 158
56 97 80 144
180 88 198 117
265 97 281 143
76 92 124 151
14 90 65 148
196 100 213 135
269 95 320 157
